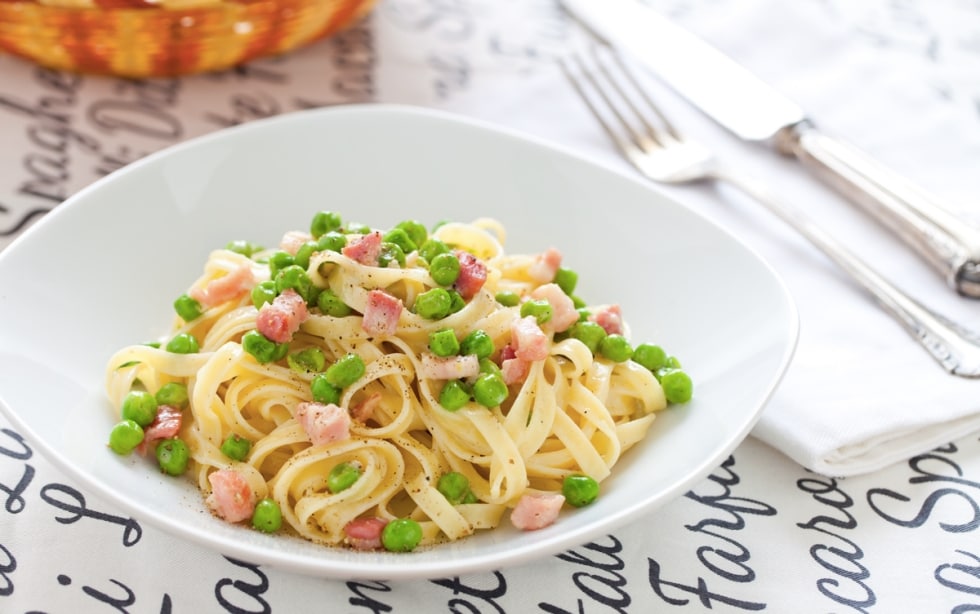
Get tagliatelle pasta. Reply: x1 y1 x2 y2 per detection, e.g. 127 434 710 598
103 215 690 552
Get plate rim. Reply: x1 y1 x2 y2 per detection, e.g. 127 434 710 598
0 103 799 579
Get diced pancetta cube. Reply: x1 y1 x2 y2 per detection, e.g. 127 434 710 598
256 289 309 343
528 247 562 283
453 250 487 299
351 392 383 423
280 230 313 255
420 353 480 380
361 289 402 336
530 283 578 333
501 357 530 385
189 264 256 308
206 469 256 523
511 316 549 361
342 231 384 266
510 493 565 531
344 517 389 550
590 304 623 336
136 405 183 456
295 401 351 446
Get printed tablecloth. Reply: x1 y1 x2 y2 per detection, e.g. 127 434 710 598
1 1 979 611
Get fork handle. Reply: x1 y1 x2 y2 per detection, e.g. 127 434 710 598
713 168 980 378
781 122 980 299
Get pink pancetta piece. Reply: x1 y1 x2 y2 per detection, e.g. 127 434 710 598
344 517 389 550
511 316 549 361
342 231 384 266
280 230 313 256
189 264 256 308
420 353 480 380
351 392 383 423
501 357 530 385
256 289 309 343
590 304 624 336
453 250 487 299
361 289 402 336
136 404 183 456
510 492 565 531
530 283 579 333
295 401 351 446
527 247 562 283
206 469 256 523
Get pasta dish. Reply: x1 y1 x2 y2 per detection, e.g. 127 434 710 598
103 214 692 552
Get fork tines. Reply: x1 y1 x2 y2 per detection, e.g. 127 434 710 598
560 43 678 156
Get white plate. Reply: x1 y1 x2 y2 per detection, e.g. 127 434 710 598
0 104 797 580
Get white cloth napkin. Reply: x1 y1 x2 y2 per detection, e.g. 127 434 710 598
627 0 980 476
379 0 980 477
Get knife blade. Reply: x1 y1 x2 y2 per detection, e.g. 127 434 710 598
562 0 980 298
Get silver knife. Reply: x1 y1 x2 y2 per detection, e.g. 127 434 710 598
562 0 980 298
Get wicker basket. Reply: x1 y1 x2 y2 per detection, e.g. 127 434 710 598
0 0 376 77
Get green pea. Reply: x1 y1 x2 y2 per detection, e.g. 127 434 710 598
325 353 366 388
437 472 473 505
174 294 203 321
267 250 295 278
478 357 502 376
428 328 460 357
414 288 452 320
275 265 315 302
272 341 290 362
242 330 286 364
429 253 460 286
317 230 348 253
121 390 158 427
562 474 599 507
311 373 342 404
311 210 343 238
381 518 423 552
439 380 471 411
658 369 693 404
327 461 362 493
396 220 428 248
418 238 449 262
155 382 188 409
287 347 326 373
570 321 607 354
459 329 494 359
225 240 262 257
346 222 371 235
251 280 278 309
220 433 252 461
665 355 682 369
383 228 417 255
156 438 190 476
632 343 668 372
554 267 578 295
378 242 406 268
472 372 508 408
447 289 465 314
495 291 520 307
293 240 319 269
598 334 632 362
317 289 353 317
520 299 552 324
572 296 587 309
252 498 283 533
166 333 199 354
108 420 144 455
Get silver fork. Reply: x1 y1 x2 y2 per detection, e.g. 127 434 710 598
561 43 980 378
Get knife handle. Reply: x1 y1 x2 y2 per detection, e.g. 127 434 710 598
781 121 980 298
